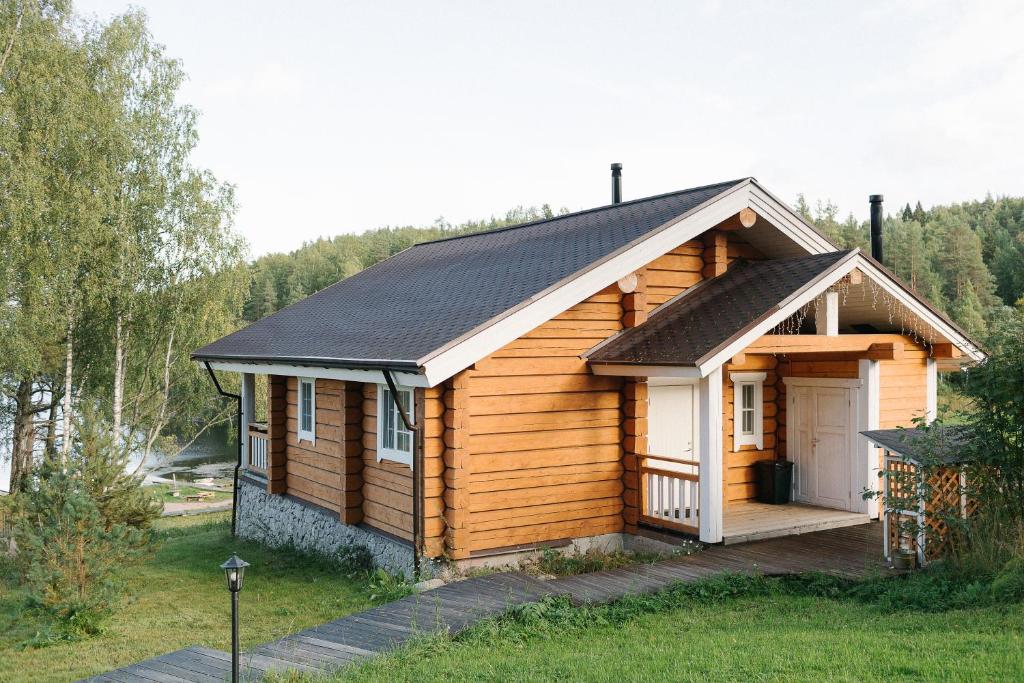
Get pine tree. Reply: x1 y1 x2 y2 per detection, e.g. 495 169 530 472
913 201 927 224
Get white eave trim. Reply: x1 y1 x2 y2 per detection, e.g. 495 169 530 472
590 364 703 379
419 179 838 386
205 360 430 387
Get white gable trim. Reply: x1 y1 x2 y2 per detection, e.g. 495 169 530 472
696 252 984 377
419 180 837 387
854 257 984 363
206 360 430 387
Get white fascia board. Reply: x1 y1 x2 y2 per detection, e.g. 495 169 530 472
206 360 430 388
696 253 861 375
590 364 703 379
419 182 754 386
747 182 838 254
853 257 985 363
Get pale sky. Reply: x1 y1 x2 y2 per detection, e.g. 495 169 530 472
75 0 1024 257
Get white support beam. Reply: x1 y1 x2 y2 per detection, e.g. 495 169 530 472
240 372 255 468
858 359 880 519
815 291 839 335
698 366 724 543
926 358 937 424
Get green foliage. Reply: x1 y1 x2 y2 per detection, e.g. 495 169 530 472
72 409 163 530
4 411 160 637
335 544 375 579
338 570 1024 682
7 466 150 636
792 194 1024 336
367 570 414 604
991 556 1024 603
524 543 698 577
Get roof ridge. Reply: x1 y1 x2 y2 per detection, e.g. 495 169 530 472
413 178 752 247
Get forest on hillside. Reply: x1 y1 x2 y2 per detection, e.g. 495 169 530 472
244 194 1024 337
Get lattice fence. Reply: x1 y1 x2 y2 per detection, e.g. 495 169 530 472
883 454 970 563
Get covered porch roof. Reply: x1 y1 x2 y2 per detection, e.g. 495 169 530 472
586 249 984 378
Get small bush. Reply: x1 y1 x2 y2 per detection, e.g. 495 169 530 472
9 468 150 635
367 570 414 603
991 557 1024 602
336 544 375 578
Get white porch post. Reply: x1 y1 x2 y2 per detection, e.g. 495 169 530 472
699 366 723 543
814 291 839 335
240 373 255 469
858 359 880 518
925 358 937 424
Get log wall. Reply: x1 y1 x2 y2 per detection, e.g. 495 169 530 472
722 355 780 504
283 377 344 512
466 285 626 552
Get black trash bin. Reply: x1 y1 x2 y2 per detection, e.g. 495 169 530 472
755 459 793 505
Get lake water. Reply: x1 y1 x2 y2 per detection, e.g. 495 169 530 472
0 428 237 492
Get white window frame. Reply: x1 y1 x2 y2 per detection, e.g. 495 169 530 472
377 383 414 467
730 372 765 451
297 377 316 444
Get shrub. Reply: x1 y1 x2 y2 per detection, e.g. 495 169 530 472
8 466 151 634
6 410 160 637
991 557 1024 603
367 569 414 603
336 544 375 578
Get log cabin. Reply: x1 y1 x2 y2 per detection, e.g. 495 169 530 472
193 173 984 577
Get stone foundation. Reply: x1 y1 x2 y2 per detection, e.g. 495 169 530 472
235 477 438 579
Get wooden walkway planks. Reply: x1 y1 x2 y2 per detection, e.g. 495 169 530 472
82 524 889 682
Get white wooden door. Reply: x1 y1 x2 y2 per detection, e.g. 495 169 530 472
792 385 853 510
648 384 696 467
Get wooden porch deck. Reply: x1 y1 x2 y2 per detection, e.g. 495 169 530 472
82 523 890 682
723 501 870 545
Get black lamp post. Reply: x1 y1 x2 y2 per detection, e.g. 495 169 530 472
220 554 249 683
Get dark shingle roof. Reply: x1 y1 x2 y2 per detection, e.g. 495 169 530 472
194 179 747 368
587 250 856 367
862 427 972 465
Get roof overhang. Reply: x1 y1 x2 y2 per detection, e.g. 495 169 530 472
587 250 985 379
416 179 839 386
199 357 429 387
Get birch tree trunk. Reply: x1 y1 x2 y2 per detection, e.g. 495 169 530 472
44 388 60 459
112 312 126 444
61 318 74 459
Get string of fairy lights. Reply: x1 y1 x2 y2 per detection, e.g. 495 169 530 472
767 273 939 354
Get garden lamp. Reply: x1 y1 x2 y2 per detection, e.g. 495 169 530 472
220 554 249 683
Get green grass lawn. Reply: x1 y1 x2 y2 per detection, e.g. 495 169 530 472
335 578 1024 682
0 512 373 683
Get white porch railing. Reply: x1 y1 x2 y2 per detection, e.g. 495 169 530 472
640 454 699 534
248 422 268 472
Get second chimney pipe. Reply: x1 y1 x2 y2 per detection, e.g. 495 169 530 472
611 163 622 204
869 194 884 263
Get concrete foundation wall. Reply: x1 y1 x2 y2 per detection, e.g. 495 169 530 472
235 477 439 579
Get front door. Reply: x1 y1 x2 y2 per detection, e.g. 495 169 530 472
648 383 696 466
792 385 853 510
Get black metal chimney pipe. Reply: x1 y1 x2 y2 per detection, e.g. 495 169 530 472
611 163 622 204
869 194 884 263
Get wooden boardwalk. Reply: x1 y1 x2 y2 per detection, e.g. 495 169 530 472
83 523 890 682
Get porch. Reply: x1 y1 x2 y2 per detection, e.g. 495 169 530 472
722 501 868 545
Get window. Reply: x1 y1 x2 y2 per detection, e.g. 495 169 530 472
378 383 413 467
730 372 765 451
297 378 316 443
